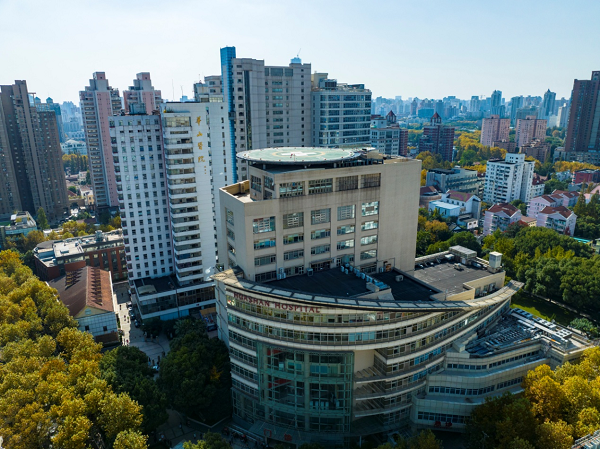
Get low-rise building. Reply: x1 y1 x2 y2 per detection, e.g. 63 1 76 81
530 176 545 198
419 186 442 209
527 190 579 219
536 206 576 236
554 170 572 182
483 203 522 236
429 191 481 219
49 266 119 344
426 167 481 195
519 216 537 227
34 230 127 282
492 140 517 153
61 139 87 155
573 169 600 185
520 139 550 162
0 211 38 248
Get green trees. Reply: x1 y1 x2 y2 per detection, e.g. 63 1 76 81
36 207 49 230
0 250 146 449
570 318 599 337
183 432 231 449
158 319 231 423
99 346 168 434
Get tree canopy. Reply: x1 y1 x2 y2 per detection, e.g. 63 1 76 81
0 250 147 449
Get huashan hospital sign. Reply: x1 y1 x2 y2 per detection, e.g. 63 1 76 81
231 291 322 314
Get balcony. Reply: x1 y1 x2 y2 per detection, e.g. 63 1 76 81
173 234 201 244
173 243 201 255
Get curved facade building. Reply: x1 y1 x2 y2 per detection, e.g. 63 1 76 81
214 148 591 446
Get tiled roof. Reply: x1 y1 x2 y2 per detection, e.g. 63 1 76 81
539 206 574 219
49 266 113 317
446 190 474 202
487 203 519 216
420 185 439 195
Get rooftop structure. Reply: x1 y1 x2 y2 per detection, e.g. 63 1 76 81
0 211 37 248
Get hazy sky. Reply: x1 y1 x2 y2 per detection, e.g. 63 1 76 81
1 0 598 104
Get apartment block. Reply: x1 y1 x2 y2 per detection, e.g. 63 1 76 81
483 153 534 204
0 80 68 221
370 120 408 156
536 206 576 236
515 116 547 148
426 167 481 195
419 113 455 161
312 73 371 148
520 139 550 162
80 73 123 210
483 203 522 235
123 72 162 114
480 115 509 147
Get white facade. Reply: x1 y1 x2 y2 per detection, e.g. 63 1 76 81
483 153 534 204
312 73 372 148
110 114 172 281
162 100 233 284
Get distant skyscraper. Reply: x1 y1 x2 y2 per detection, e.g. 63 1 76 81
419 113 455 161
480 115 510 147
490 90 504 117
0 80 68 221
312 73 371 148
541 89 556 120
515 116 547 147
509 96 524 125
122 72 162 114
80 72 122 210
434 100 444 119
36 97 66 142
469 96 480 113
565 71 600 154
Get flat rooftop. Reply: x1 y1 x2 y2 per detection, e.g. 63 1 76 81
237 147 360 165
134 275 179 296
412 260 492 296
267 267 436 302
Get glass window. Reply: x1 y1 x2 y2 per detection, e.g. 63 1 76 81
311 229 330 240
226 208 234 226
361 220 378 231
308 178 333 195
279 181 304 197
264 176 275 190
361 235 378 245
283 233 304 245
337 239 355 250
254 238 276 249
311 208 331 225
337 205 355 221
255 254 276 266
337 175 358 191
361 202 379 216
283 212 303 229
337 225 355 235
251 175 262 193
255 271 277 282
360 249 377 260
284 249 304 260
311 244 330 255
362 173 381 188
253 217 275 234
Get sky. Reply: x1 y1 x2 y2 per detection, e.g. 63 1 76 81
1 0 599 104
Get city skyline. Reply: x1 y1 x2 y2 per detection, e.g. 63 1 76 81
1 0 599 103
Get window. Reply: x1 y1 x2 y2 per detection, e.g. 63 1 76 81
361 235 378 245
337 205 355 221
362 173 381 188
227 228 235 241
311 244 330 255
311 208 331 225
226 208 234 226
255 254 276 266
254 238 276 249
283 233 304 245
251 175 262 193
337 239 354 250
253 217 275 234
283 212 304 229
255 271 277 282
360 250 377 260
311 229 330 240
337 175 358 191
279 181 304 197
284 249 304 260
284 265 304 276
337 225 355 235
361 202 379 216
264 176 275 190
361 221 378 231
308 178 333 195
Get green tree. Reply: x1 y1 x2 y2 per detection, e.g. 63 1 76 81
573 192 588 217
158 320 232 423
569 318 599 337
183 432 231 449
510 199 527 217
36 207 49 230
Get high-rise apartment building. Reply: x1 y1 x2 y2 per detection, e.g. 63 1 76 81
483 153 534 204
509 96 523 125
541 89 556 120
110 112 171 282
480 115 510 147
35 97 66 142
565 71 600 154
220 47 311 181
0 80 68 221
515 116 547 147
419 113 455 161
80 72 123 210
312 73 371 148
123 72 162 114
370 120 408 157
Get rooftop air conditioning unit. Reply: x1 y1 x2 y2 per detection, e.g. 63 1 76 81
395 275 404 282
307 268 314 276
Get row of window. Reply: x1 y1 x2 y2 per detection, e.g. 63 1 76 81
417 412 468 425
427 377 524 397
276 175 380 198
446 350 540 371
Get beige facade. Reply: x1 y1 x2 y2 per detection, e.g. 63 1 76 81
480 115 510 147
219 149 421 282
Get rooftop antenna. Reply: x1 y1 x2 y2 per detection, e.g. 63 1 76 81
180 85 184 99
171 79 174 102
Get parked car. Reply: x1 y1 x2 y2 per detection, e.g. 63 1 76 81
134 320 140 328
